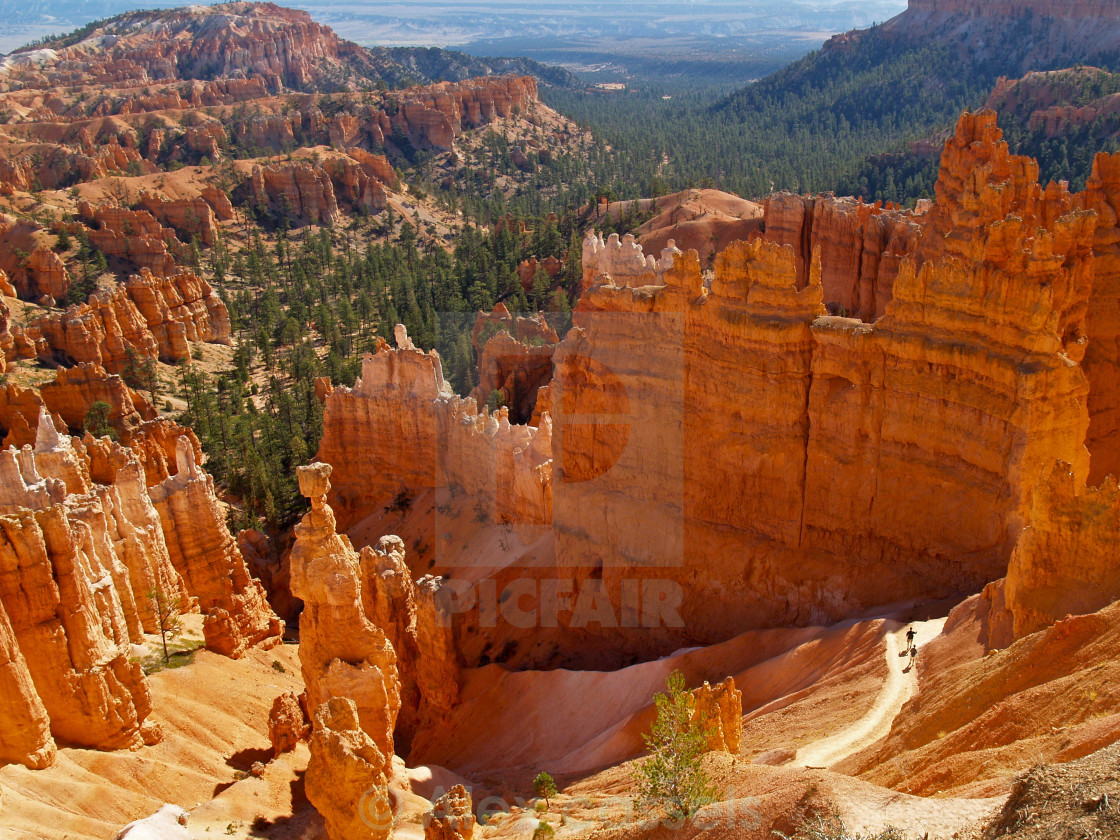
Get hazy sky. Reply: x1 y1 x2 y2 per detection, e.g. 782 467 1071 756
0 0 909 52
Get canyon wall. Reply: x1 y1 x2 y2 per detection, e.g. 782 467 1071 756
762 193 921 322
555 112 1094 641
315 112 1116 655
317 327 552 536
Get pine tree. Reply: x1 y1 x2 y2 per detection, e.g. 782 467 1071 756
633 670 715 823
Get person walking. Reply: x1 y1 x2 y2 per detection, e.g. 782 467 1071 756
906 626 916 647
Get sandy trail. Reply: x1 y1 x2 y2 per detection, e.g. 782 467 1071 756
795 616 946 769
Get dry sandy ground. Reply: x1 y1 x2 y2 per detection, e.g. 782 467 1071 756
0 605 1015 840
0 640 304 840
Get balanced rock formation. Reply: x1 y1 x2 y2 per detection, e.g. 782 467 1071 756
424 784 475 840
149 437 282 657
291 463 462 764
290 463 400 763
307 697 393 840
693 677 743 754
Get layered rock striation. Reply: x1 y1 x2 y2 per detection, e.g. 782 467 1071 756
0 410 281 768
469 304 558 425
290 463 462 762
317 326 552 535
1 267 231 373
317 112 1119 656
149 437 282 657
762 193 921 322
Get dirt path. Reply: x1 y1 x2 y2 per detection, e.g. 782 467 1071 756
795 617 946 769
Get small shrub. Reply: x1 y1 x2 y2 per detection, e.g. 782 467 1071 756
533 771 557 810
385 489 412 514
271 660 286 674
633 670 716 822
532 821 554 840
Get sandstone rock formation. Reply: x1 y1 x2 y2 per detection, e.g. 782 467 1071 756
149 437 282 657
268 690 310 756
251 162 338 226
762 192 920 321
0 597 55 769
315 113 1116 659
0 437 157 752
16 268 230 372
137 191 222 246
424 784 475 840
125 268 232 358
317 328 552 535
470 304 558 425
361 535 461 757
0 2 383 93
40 362 157 444
78 202 183 276
289 463 400 763
291 463 462 764
18 247 71 302
693 677 743 754
0 402 283 768
306 697 392 840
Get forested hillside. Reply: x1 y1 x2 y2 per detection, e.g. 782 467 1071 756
544 2 1120 204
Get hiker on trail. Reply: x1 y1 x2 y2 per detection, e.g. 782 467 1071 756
909 644 917 665
906 626 916 647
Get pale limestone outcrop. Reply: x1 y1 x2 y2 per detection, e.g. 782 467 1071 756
580 231 681 294
149 437 281 657
693 677 743 754
307 697 392 840
424 784 475 840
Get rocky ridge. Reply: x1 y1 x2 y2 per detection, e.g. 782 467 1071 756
316 113 1120 666
0 407 281 769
